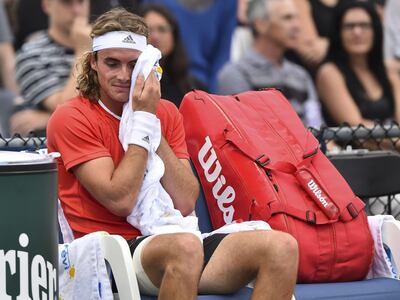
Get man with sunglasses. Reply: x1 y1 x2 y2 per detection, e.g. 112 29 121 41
11 0 91 136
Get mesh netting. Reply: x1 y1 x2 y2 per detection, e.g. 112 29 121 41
310 122 400 151
310 122 400 219
0 133 47 151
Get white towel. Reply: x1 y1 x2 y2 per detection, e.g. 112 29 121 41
366 215 399 279
58 232 113 300
126 139 200 238
118 45 201 240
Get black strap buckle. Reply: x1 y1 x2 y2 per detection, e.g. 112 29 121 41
255 154 270 167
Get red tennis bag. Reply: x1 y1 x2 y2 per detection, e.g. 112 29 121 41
180 89 374 283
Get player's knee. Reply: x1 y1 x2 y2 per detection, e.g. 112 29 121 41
171 233 204 264
165 233 203 278
250 231 297 262
278 232 298 260
269 232 298 269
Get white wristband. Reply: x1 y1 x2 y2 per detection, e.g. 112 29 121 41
126 111 161 152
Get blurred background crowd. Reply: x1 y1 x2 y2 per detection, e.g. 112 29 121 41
0 0 399 137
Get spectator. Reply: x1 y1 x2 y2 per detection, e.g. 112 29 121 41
10 0 92 136
316 0 400 127
288 0 341 73
13 0 48 50
218 0 323 128
0 0 19 136
11 0 142 50
142 4 205 107
142 0 237 93
47 7 299 299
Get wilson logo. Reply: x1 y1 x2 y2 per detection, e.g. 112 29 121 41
198 136 235 224
307 179 329 207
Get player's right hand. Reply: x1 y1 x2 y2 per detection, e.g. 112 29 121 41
131 70 161 114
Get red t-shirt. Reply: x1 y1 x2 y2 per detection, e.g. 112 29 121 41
47 96 190 240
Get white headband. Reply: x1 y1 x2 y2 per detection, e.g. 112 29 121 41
92 31 147 52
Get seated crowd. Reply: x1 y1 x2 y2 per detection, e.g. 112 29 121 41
0 0 399 137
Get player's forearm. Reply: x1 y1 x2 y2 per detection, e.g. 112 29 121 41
107 145 149 216
75 145 148 217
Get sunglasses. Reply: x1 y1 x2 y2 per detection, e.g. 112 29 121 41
58 0 86 6
342 22 372 31
148 25 173 35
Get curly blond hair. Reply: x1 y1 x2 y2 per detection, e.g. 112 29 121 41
76 8 148 102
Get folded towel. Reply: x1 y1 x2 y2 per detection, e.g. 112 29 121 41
58 232 113 300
